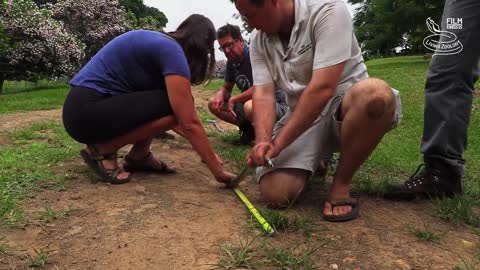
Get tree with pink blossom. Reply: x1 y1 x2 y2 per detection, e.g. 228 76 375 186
0 0 85 93
215 60 227 79
51 0 132 59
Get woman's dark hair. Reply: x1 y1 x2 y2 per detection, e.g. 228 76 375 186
168 14 216 85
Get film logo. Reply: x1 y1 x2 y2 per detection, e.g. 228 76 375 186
447 18 462 30
423 17 463 55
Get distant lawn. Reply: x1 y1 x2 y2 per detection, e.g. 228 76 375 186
201 79 241 94
202 79 224 91
0 88 69 114
2 80 68 94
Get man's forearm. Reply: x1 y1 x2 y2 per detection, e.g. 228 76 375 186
217 86 231 98
231 87 253 104
253 89 276 142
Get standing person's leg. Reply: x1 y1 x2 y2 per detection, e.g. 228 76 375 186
422 0 480 173
385 0 480 200
323 78 397 220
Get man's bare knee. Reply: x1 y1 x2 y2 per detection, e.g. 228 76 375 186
244 100 253 122
350 78 394 120
259 169 309 208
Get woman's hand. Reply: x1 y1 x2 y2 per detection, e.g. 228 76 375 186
213 169 236 184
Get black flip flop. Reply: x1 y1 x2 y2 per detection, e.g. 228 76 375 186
323 199 360 222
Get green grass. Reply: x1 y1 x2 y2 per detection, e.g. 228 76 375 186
264 244 318 270
454 256 479 270
432 197 480 227
214 239 319 269
248 209 313 235
39 205 72 223
214 238 257 269
0 121 82 226
2 80 68 94
406 224 442 242
200 79 224 92
199 79 241 94
28 248 49 267
0 236 8 254
0 88 69 114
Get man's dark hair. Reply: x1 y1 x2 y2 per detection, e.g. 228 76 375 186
231 0 264 7
168 14 216 85
217 24 243 40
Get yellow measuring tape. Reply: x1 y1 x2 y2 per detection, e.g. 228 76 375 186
233 187 275 236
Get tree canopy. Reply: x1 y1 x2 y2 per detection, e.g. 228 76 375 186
120 0 167 31
348 0 444 56
0 0 168 92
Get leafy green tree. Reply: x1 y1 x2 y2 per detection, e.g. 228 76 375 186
349 0 444 56
120 0 167 31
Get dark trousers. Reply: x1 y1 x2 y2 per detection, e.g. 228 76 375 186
421 0 480 176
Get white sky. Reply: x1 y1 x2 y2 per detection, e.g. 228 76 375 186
144 0 242 60
144 0 356 60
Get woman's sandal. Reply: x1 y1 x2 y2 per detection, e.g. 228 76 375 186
123 152 176 174
80 145 131 185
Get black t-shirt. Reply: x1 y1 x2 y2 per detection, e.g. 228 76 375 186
224 46 286 103
224 46 253 92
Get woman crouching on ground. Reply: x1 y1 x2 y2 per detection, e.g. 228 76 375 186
62 14 235 184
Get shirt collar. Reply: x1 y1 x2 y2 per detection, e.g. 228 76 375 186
291 0 309 40
233 44 250 66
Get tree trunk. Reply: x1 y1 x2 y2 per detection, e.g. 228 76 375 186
0 74 4 95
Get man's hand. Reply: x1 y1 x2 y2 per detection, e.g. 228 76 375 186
227 97 237 118
247 141 280 167
210 92 225 112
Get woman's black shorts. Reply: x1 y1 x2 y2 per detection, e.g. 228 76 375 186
62 86 174 144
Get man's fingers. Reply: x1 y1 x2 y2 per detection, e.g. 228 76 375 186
254 146 267 166
229 109 237 118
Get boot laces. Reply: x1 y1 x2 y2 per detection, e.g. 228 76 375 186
405 164 440 189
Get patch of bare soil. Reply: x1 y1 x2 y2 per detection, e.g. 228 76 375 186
0 109 61 132
0 89 478 269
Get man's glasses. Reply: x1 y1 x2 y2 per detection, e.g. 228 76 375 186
219 39 239 52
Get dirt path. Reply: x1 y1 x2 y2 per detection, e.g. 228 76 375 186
0 89 478 270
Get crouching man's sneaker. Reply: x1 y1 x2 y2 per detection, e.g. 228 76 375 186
383 162 463 201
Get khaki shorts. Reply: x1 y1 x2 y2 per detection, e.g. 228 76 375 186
257 88 402 180
221 99 288 121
